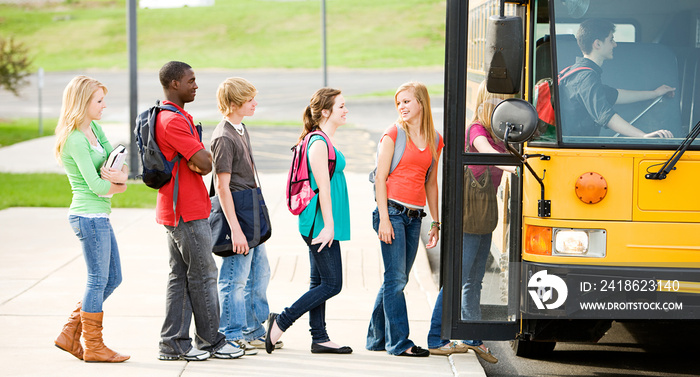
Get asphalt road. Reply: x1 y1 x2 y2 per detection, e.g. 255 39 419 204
0 68 445 134
480 320 700 377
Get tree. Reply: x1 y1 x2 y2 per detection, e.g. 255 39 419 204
0 36 32 96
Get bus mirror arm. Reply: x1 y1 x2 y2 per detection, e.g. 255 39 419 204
504 125 551 217
645 120 700 180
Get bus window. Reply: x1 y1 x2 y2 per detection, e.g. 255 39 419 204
551 1 695 146
531 18 636 145
461 163 515 323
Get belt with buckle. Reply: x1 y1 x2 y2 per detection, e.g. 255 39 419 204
388 201 426 219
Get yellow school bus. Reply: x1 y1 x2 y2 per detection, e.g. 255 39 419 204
441 0 700 357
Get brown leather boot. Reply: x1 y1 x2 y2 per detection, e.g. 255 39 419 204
54 301 84 360
80 311 130 363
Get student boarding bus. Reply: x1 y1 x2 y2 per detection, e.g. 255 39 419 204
440 0 700 357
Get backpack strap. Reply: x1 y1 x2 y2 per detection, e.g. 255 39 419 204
158 103 199 216
304 130 336 181
557 65 593 84
389 125 407 174
303 129 336 240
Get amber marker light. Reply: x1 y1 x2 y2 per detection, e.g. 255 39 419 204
575 172 608 204
525 225 552 255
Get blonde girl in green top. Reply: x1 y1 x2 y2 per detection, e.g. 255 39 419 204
53 76 130 363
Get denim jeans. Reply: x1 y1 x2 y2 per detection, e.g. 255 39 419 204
68 215 123 313
427 232 491 348
366 206 422 355
276 238 343 344
218 244 271 342
461 232 491 346
427 288 448 349
461 232 491 321
159 219 226 356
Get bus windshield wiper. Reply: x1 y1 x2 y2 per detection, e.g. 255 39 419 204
645 120 700 180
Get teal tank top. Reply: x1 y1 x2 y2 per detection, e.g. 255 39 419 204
298 135 350 241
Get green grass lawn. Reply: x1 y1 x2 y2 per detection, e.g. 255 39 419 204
0 173 156 210
0 0 446 72
0 118 55 147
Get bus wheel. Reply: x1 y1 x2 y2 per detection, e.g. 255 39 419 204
510 339 556 358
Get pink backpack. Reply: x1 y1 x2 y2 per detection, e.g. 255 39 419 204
286 130 336 215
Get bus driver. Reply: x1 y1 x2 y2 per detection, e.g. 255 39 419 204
559 18 676 138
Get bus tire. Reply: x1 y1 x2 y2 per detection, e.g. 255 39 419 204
510 339 556 358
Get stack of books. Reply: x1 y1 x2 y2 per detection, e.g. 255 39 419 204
100 144 127 198
103 144 127 170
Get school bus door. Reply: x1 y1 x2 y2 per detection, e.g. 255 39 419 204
440 0 525 342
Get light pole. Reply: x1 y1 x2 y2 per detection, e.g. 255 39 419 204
127 0 138 177
37 67 43 136
321 0 327 87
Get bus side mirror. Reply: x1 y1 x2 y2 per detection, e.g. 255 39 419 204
491 98 538 143
485 15 523 94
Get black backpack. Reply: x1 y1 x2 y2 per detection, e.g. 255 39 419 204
134 101 198 213
133 101 196 188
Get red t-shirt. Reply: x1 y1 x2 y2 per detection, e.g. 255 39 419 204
154 101 210 226
383 124 444 207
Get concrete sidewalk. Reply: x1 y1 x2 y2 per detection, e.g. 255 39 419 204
0 134 486 376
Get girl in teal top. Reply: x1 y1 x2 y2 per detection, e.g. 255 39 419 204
298 134 350 241
53 76 130 363
265 88 353 355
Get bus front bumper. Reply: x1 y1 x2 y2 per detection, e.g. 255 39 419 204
521 261 700 319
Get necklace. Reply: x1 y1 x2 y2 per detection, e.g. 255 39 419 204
225 118 245 136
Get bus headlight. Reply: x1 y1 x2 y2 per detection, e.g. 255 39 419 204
553 229 606 257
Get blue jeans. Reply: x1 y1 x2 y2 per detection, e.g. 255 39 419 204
427 288 448 349
426 290 482 348
159 219 226 356
218 244 271 342
366 206 422 355
461 232 491 346
68 215 123 313
427 232 491 348
276 238 343 344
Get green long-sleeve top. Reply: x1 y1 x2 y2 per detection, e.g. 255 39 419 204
61 121 114 214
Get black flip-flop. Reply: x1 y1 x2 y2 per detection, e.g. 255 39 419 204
265 313 279 354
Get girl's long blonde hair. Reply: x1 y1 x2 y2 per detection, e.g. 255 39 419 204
470 80 514 140
394 82 438 161
54 75 107 162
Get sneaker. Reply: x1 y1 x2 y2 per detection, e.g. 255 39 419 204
250 335 284 350
429 341 469 356
212 342 245 359
233 339 258 356
158 347 210 361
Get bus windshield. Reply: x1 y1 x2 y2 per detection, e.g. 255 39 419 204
532 0 700 149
